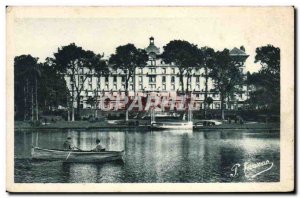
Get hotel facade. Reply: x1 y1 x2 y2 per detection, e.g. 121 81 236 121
65 37 249 111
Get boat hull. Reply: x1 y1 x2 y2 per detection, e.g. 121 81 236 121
31 147 125 163
150 121 193 130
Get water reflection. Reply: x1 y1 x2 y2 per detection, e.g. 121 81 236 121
15 129 280 183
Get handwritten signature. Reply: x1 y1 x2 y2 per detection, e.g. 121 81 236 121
230 160 273 179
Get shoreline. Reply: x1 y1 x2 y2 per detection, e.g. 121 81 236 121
14 121 280 131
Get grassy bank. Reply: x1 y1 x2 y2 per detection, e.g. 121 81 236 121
14 120 279 131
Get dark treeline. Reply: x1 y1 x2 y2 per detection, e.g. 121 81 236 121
14 41 280 121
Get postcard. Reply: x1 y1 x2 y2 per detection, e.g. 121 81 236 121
6 6 294 192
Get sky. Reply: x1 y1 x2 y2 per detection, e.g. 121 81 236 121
12 7 291 73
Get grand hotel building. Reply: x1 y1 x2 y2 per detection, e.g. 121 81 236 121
66 37 249 111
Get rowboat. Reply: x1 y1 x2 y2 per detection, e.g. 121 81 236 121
31 147 125 163
150 121 193 130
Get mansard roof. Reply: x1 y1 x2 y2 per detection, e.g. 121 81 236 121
229 47 249 62
229 47 248 57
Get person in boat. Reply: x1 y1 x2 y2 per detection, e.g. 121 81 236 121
92 139 105 152
63 137 74 150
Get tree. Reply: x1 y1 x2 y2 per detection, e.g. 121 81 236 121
200 47 215 117
247 45 280 113
86 95 97 117
161 40 201 93
205 96 213 109
53 43 105 120
93 57 109 117
109 44 148 121
209 49 244 119
14 55 40 121
38 58 69 113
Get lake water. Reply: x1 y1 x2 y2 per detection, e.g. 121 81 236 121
14 128 280 183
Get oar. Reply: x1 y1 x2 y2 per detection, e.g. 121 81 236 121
73 146 83 151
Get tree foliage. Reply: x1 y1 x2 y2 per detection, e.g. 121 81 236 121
38 58 69 112
200 47 215 113
14 55 40 120
161 40 202 92
109 44 148 94
247 45 280 112
209 49 245 118
53 43 106 117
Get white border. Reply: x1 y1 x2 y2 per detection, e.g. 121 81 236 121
1 0 298 196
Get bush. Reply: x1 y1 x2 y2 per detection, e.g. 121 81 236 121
29 120 42 127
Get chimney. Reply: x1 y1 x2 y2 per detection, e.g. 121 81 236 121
149 36 154 45
240 46 245 52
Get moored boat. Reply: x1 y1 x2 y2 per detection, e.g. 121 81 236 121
150 121 193 130
31 147 125 163
193 120 223 129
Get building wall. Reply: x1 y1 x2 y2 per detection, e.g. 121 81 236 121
65 41 249 111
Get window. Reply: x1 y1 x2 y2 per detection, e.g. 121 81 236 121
162 84 166 90
105 76 109 82
139 84 143 90
121 76 125 82
130 84 133 90
80 76 84 84
89 77 92 84
89 84 92 90
139 76 142 83
150 60 156 66
150 84 156 89
162 76 166 83
171 84 175 90
171 76 175 83
139 68 143 74
172 68 175 74
149 68 156 74
149 76 156 83
162 68 166 74
97 83 100 89
105 84 109 90
113 84 117 90
196 77 200 83
196 84 200 90
113 76 117 82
